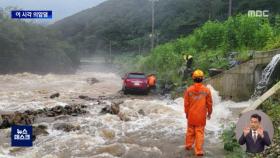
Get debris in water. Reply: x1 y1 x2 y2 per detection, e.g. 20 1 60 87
50 93 60 99
33 124 49 141
79 95 96 101
86 77 99 85
138 109 145 116
53 123 80 132
100 101 123 115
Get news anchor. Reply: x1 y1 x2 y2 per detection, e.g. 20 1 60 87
239 114 271 153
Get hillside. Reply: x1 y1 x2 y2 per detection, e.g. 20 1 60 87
0 11 79 74
50 0 280 54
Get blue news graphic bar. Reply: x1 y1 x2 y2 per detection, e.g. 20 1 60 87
11 10 52 19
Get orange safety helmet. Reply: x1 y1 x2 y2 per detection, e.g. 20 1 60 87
192 69 204 79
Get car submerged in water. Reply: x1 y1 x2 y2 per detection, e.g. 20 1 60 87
122 72 149 95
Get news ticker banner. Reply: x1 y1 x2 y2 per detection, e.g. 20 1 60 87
11 10 52 19
11 125 33 147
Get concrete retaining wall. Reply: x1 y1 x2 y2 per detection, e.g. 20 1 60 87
205 49 280 101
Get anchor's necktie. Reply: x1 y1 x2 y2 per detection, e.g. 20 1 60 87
253 131 257 142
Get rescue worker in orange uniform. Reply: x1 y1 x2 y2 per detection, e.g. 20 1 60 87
184 69 213 156
147 74 156 90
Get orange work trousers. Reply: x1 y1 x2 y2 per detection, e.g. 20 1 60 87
185 125 205 155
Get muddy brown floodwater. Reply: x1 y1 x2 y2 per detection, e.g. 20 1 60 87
0 56 251 158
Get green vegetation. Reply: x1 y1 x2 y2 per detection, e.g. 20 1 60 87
0 10 79 74
2 0 280 75
51 0 280 54
134 15 280 85
221 123 246 158
264 15 280 50
259 89 280 140
253 91 280 158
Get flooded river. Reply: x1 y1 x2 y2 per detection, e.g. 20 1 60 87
0 57 251 158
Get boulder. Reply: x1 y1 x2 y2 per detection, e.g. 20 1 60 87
46 111 56 117
0 115 12 128
138 109 145 116
118 112 130 121
111 103 120 115
33 124 49 141
100 102 120 115
52 105 64 114
100 105 112 114
53 123 80 132
50 93 60 99
79 95 95 101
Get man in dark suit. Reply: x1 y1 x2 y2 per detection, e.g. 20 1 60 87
239 114 271 153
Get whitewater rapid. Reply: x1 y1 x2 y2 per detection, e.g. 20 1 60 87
0 57 252 158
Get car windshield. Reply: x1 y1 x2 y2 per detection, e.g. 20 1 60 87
127 74 146 79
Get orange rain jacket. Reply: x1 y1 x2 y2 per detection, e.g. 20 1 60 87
147 75 156 87
184 83 213 126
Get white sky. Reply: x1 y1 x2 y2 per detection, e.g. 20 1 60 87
0 0 107 22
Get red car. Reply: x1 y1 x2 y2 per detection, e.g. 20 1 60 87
122 72 148 95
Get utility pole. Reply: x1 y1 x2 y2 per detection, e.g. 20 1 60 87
152 0 155 50
228 0 232 17
109 40 112 64
150 0 159 50
138 42 141 55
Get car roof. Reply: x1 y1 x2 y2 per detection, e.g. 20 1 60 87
128 72 145 75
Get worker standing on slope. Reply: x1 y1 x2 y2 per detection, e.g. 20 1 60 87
184 69 213 156
183 54 193 69
181 54 193 80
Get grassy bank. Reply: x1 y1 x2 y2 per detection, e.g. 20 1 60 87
114 15 280 89
113 15 280 100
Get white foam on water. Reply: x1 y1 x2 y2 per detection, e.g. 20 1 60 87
0 101 68 113
0 58 253 157
254 54 280 96
118 99 186 135
205 85 251 135
77 85 251 146
3 129 108 158
0 83 250 157
0 147 13 158
0 70 121 113
155 85 251 138
225 100 253 108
